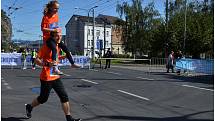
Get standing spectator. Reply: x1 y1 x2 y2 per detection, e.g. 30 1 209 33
21 49 28 70
167 51 174 73
104 48 112 69
31 49 37 70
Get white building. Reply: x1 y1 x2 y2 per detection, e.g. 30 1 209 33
65 15 112 58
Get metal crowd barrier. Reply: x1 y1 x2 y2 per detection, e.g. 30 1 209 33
1 53 91 69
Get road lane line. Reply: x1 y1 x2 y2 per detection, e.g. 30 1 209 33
118 90 150 101
62 73 71 76
107 72 122 75
182 85 214 92
90 69 99 72
81 79 99 84
3 83 9 86
6 86 12 90
2 79 12 90
136 77 154 80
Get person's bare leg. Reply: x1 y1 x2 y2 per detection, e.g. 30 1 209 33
62 102 82 121
62 101 71 115
26 98 40 118
31 98 40 107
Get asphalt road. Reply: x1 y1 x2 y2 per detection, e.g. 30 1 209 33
1 66 214 121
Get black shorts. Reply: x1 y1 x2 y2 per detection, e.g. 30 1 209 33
37 78 69 104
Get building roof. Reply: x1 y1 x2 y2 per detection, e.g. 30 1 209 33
97 14 122 24
66 14 109 26
66 14 123 27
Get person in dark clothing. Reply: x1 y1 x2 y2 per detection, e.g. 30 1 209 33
31 49 37 70
167 51 174 73
104 48 112 69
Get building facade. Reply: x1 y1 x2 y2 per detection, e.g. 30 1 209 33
97 14 125 55
65 15 112 58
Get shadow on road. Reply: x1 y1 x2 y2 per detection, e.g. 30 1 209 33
1 117 28 121
84 110 213 121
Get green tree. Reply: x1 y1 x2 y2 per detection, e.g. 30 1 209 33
116 0 161 57
1 9 12 52
116 0 213 58
168 0 213 58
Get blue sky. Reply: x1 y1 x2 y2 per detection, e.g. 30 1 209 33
2 0 165 41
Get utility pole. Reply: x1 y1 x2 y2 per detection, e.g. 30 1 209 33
103 19 106 56
183 0 187 55
39 35 42 49
78 6 97 57
87 11 90 56
92 9 95 59
165 0 169 30
165 0 169 61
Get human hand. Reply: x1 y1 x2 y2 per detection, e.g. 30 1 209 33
56 28 62 33
49 61 57 67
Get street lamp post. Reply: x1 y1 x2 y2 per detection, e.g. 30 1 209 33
39 35 43 49
75 6 98 58
92 8 95 59
183 0 187 56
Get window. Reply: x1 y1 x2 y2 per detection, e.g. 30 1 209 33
91 40 94 46
105 41 108 46
88 29 90 35
106 31 109 37
87 40 90 46
96 30 100 37
91 30 93 36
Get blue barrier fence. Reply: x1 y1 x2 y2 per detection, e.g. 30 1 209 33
1 53 90 68
176 58 214 75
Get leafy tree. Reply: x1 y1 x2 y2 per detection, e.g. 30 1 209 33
116 0 213 58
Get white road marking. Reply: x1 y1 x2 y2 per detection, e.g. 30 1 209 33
3 83 9 86
62 73 71 76
90 69 99 72
182 85 214 92
81 79 99 84
107 72 122 75
118 90 150 101
6 86 12 90
1 78 12 90
136 77 154 80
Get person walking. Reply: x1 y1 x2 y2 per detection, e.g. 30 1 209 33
31 49 37 70
25 31 81 121
21 49 28 70
167 51 174 73
104 48 112 69
41 0 76 75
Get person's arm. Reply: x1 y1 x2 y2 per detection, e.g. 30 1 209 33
35 56 43 67
42 28 61 33
35 56 56 67
58 42 75 64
